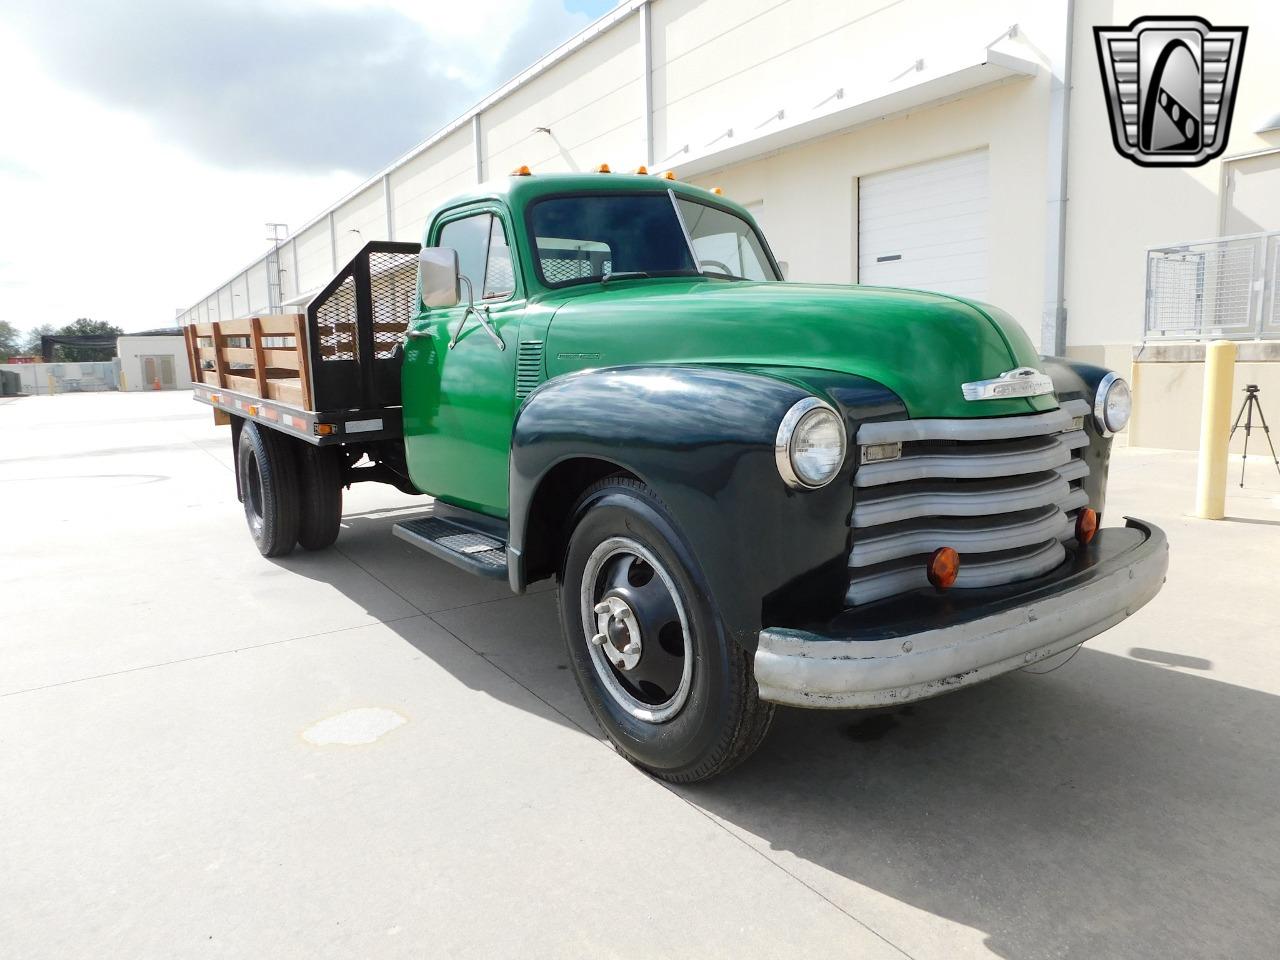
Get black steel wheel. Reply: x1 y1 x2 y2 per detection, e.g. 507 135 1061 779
295 442 343 551
236 421 300 557
559 478 773 782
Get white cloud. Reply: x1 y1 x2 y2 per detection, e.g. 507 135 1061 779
0 0 608 333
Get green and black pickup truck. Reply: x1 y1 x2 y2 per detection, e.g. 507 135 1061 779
187 170 1167 782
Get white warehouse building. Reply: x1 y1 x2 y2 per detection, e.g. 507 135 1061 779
180 0 1280 450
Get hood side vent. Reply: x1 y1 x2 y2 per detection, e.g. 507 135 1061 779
516 339 545 400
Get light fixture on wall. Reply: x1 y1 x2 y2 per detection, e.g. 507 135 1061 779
1256 111 1280 134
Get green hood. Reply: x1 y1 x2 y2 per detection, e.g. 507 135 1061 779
542 280 1056 419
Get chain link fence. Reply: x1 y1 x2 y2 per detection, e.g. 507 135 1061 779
1145 231 1280 340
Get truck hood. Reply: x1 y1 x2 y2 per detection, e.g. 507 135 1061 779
542 280 1056 419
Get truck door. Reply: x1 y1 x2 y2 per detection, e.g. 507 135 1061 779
402 206 520 517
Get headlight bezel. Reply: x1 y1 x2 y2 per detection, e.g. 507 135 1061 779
775 397 847 489
1093 372 1131 436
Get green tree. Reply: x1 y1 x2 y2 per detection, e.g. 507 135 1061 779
0 320 21 360
22 323 55 355
49 318 124 362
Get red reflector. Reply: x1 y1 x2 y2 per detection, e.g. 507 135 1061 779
1075 507 1098 545
927 547 959 590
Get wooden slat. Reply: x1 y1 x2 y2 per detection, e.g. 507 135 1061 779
225 374 258 394
220 346 258 365
262 349 301 371
197 346 219 361
193 323 215 337
210 321 230 388
256 314 305 335
201 370 220 386
250 316 269 398
218 318 252 336
183 326 200 382
266 380 304 406
293 314 315 411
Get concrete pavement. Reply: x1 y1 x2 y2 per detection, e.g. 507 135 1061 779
1 391 1277 959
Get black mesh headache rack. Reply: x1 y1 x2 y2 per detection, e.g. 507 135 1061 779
187 241 421 445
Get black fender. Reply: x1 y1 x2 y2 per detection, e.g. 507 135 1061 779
509 364 905 651
1040 356 1116 515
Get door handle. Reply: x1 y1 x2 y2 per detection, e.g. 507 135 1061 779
406 329 431 339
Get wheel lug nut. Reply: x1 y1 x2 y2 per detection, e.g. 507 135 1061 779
623 642 640 655
590 633 607 646
594 601 613 615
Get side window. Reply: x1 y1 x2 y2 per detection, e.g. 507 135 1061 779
438 214 491 301
435 212 518 303
483 217 515 299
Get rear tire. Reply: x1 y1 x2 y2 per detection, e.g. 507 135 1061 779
296 443 343 550
237 422 300 557
558 478 773 782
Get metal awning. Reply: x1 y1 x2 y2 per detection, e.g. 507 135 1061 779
669 48 1039 179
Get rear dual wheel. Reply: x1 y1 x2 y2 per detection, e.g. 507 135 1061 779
237 422 342 557
559 478 774 782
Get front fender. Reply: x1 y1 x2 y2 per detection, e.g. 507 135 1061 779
509 364 905 651
1040 356 1116 515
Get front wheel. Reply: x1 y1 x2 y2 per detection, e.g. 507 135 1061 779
559 478 773 782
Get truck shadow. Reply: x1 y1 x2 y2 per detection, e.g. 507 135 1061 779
280 510 1277 960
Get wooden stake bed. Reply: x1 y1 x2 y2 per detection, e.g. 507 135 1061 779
184 314 315 409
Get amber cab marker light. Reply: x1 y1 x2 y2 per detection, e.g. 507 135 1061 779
633 164 648 174
1075 507 1098 546
711 186 724 195
927 547 960 590
660 169 677 180
596 163 611 173
511 164 532 176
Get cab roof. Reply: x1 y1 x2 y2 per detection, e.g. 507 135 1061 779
431 171 753 227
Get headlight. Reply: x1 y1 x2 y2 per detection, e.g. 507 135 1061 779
776 398 846 489
1094 373 1131 436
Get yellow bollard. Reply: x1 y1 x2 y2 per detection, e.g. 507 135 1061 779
1194 340 1237 519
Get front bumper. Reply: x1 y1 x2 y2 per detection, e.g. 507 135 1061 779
755 518 1168 709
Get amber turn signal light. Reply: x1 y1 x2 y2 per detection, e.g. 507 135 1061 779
1075 507 1098 545
660 169 677 180
927 547 959 590
511 164 532 176
595 163 611 173
633 164 648 174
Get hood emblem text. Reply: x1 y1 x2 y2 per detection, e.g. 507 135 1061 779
962 367 1055 402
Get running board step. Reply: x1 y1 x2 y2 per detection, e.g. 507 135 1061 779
392 516 508 580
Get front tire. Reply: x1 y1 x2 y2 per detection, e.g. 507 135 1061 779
558 478 773 782
237 421 300 557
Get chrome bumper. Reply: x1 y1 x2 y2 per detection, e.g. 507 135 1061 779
755 518 1168 709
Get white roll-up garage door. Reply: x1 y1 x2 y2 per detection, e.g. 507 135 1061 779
857 149 989 298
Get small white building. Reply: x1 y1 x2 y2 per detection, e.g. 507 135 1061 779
116 334 191 391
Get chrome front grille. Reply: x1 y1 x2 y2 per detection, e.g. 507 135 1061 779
847 399 1092 606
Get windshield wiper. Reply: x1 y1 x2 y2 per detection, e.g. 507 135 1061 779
600 271 651 283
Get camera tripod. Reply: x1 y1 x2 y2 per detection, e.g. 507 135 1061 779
1228 384 1280 487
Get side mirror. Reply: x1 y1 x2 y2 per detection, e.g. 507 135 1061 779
420 247 461 308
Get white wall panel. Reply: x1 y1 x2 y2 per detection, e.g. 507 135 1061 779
390 126 476 243
246 261 270 314
482 20 645 177
334 183 389 264
293 220 333 296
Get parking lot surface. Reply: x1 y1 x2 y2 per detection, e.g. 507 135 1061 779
2 390 1278 959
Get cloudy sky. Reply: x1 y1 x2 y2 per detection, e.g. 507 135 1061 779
0 0 615 334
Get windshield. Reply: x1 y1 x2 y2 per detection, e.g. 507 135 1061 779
529 192 778 287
